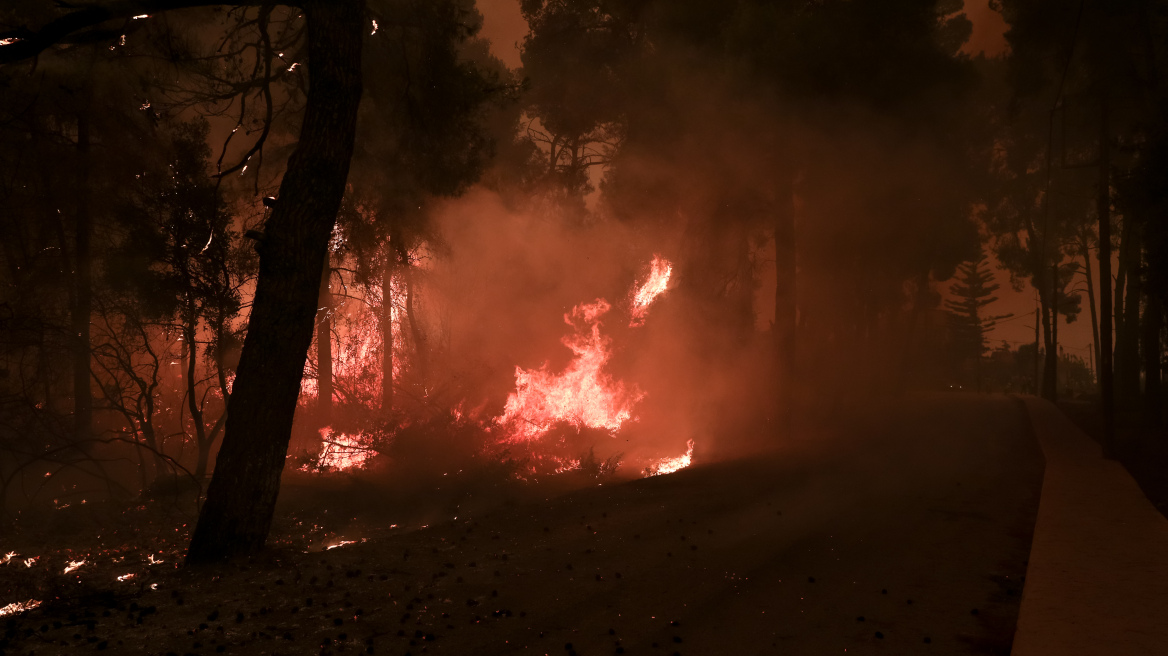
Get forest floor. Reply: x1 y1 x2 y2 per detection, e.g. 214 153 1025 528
1 393 1043 656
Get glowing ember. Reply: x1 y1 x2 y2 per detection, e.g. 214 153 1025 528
630 255 673 326
23 557 36 568
499 299 644 441
2 552 15 564
645 439 695 476
117 573 136 582
313 428 375 471
147 554 163 565
0 600 41 617
63 560 86 574
554 458 582 474
325 540 357 550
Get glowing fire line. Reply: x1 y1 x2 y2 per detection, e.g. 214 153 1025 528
646 439 695 476
0 600 41 617
498 299 643 442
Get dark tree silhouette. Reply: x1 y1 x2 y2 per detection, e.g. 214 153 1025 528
1 0 367 560
945 250 1012 390
185 0 365 563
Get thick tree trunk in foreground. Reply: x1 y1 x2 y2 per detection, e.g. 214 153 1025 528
186 0 364 564
773 175 796 433
72 114 93 445
317 254 332 427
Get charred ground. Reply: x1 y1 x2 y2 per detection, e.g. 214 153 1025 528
2 393 1041 655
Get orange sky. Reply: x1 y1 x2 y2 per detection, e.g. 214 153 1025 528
961 0 1009 57
477 0 526 69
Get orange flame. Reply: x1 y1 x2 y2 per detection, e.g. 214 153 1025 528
630 255 672 327
645 439 695 476
312 428 375 471
0 600 41 617
498 299 644 441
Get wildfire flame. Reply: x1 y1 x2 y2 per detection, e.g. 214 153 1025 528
630 255 673 327
646 439 695 476
314 428 375 471
296 255 677 476
63 559 86 574
498 299 644 441
0 600 41 617
301 268 404 401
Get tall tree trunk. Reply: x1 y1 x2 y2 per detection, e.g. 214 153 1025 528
317 254 332 426
186 0 365 564
1034 302 1041 395
1039 283 1056 400
773 174 796 433
1143 291 1162 427
1081 231 1101 384
204 309 230 460
186 297 210 480
1116 226 1143 405
404 265 426 386
72 113 92 445
1097 95 1115 453
381 258 395 414
396 241 427 390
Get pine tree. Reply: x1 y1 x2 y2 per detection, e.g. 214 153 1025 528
946 249 1013 388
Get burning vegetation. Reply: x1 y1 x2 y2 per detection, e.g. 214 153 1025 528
291 252 685 479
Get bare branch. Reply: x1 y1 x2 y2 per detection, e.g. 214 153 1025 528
0 0 298 65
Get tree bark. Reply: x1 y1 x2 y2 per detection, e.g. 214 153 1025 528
186 0 365 564
317 254 332 426
773 174 796 433
72 113 93 445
